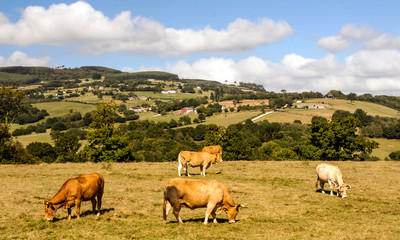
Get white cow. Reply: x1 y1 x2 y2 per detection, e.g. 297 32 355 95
315 163 351 198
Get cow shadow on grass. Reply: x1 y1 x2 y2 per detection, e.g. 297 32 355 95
52 208 115 222
166 218 232 224
315 189 338 196
184 171 223 177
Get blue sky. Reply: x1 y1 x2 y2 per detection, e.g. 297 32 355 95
1 1 400 95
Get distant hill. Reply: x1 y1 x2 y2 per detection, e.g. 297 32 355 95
0 66 121 84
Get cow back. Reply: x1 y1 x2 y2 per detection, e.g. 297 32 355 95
179 151 216 167
316 163 343 184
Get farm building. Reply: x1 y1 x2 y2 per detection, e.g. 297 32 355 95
296 104 325 109
181 107 197 114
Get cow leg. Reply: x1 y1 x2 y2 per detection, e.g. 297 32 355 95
97 189 103 217
328 179 334 196
200 165 204 176
172 205 183 224
319 181 325 194
67 208 72 221
178 161 182 176
185 164 190 177
75 199 82 219
212 211 218 224
91 198 97 214
204 203 215 225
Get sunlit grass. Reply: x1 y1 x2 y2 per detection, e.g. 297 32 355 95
1 161 400 239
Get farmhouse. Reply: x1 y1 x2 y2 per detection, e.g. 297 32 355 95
161 90 177 94
181 107 197 114
296 104 325 109
129 107 146 113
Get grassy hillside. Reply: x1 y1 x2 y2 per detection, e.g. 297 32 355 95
1 161 400 239
32 101 97 117
371 138 400 160
257 98 400 124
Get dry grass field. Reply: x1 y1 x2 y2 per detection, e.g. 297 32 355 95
1 161 400 239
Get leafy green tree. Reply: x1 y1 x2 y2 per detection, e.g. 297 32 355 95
205 124 225 146
331 110 352 121
347 92 358 103
198 113 206 122
179 116 191 125
55 134 81 162
81 101 132 162
311 116 378 160
27 142 57 163
0 85 27 124
92 73 102 80
353 109 373 127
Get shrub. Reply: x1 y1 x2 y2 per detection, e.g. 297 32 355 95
389 151 400 161
51 122 67 131
26 142 57 163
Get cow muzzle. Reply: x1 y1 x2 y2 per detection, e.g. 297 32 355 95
45 217 54 222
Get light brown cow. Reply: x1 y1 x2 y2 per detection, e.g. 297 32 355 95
316 163 351 198
178 151 222 176
44 172 104 221
163 178 245 224
201 145 222 157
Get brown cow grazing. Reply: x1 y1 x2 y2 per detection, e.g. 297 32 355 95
163 178 245 224
316 163 351 198
201 145 222 157
178 151 222 176
44 172 104 221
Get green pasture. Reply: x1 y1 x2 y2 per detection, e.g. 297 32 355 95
1 161 400 239
257 98 400 124
371 138 400 160
32 101 97 117
302 98 400 118
14 130 54 147
138 111 262 127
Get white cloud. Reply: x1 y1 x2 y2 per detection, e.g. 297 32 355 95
319 24 400 53
0 1 293 56
166 50 400 95
0 51 50 67
317 36 351 53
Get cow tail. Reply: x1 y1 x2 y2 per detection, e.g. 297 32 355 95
163 186 179 223
163 188 169 223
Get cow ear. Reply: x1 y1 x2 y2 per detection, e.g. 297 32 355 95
347 184 351 189
237 204 247 210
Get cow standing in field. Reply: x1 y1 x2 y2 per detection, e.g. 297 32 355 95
163 178 245 224
316 163 351 198
44 172 104 221
178 151 222 176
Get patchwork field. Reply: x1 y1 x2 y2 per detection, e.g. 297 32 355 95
257 98 400 124
1 161 400 239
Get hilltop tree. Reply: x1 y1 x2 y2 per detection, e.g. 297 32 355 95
347 92 358 104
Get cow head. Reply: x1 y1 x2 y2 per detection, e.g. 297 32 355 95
337 184 351 198
219 204 246 223
214 153 223 164
44 201 58 221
